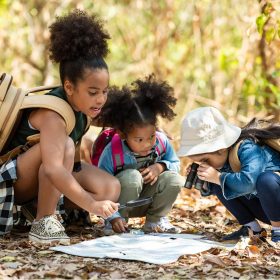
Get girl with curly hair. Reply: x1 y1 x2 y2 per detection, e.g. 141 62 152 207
1 10 120 244
97 75 185 234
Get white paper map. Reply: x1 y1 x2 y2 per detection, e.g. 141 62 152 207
51 233 234 264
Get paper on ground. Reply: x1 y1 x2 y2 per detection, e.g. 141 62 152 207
51 233 235 265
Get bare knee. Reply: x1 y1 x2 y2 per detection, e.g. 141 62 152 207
101 176 121 202
73 163 121 202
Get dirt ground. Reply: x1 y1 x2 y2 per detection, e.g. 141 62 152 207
1 189 280 279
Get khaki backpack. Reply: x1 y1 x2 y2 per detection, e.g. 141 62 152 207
228 139 280 172
0 73 77 165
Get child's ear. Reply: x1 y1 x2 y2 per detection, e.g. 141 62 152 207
64 80 74 96
217 148 227 155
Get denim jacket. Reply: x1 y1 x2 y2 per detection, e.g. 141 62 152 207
98 131 180 175
218 139 280 200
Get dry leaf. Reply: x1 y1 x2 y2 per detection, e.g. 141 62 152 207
110 270 123 279
157 267 165 273
225 269 241 278
247 245 260 258
202 263 213 273
0 256 16 262
204 254 225 267
1 168 280 279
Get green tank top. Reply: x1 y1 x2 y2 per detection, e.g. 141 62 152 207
8 87 87 150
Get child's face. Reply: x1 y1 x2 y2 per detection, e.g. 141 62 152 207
188 148 228 169
65 68 109 118
124 124 157 156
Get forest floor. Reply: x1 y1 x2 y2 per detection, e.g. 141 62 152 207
1 189 280 279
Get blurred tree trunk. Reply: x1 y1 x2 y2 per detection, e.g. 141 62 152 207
0 0 79 87
258 1 280 120
0 0 279 135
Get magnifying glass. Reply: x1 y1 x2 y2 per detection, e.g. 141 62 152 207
118 197 153 210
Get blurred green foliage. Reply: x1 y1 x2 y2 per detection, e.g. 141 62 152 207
0 0 279 137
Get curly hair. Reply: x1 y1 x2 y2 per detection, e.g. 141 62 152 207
99 75 177 134
49 9 110 85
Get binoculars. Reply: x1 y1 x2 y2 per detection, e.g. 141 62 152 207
184 162 211 196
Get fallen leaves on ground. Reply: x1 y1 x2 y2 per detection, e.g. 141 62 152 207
1 188 280 279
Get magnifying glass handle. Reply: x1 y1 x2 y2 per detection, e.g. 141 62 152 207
118 197 153 210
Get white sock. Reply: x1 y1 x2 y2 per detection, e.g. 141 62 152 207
272 226 280 231
244 220 262 232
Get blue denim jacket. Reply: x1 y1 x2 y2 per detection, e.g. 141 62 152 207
218 139 280 200
98 131 180 175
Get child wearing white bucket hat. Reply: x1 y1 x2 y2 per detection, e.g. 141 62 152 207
177 106 280 243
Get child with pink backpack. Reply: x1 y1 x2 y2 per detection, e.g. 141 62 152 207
95 75 185 234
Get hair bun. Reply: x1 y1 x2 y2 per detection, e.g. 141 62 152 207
49 9 110 63
133 74 177 120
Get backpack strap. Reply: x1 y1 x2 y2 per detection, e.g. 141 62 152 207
264 138 280 153
0 94 77 165
28 85 60 94
22 93 90 163
110 132 167 174
155 132 166 156
85 116 92 133
21 95 75 135
0 73 13 102
29 85 90 133
228 141 243 172
111 133 124 174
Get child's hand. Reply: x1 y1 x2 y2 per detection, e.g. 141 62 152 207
111 217 128 233
140 163 165 185
197 163 221 185
185 164 191 177
91 200 119 219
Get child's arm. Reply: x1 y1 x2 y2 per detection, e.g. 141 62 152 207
98 143 115 174
141 132 180 185
156 132 180 172
31 109 118 218
220 140 265 200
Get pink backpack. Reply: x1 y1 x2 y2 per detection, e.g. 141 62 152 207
91 128 166 173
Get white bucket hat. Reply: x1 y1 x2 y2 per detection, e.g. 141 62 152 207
177 106 241 157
